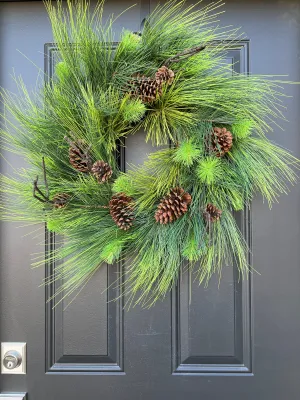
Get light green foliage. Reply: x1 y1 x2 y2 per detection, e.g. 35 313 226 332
0 0 298 307
47 218 64 233
229 137 298 206
224 188 244 211
125 215 189 307
100 239 124 264
55 62 71 82
197 210 249 284
112 174 135 196
182 236 204 262
122 98 146 123
232 119 253 139
118 30 141 53
173 140 201 166
197 156 224 185
143 75 201 144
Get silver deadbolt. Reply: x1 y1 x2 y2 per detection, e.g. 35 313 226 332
1 343 26 374
3 350 22 370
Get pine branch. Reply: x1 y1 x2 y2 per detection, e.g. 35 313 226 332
164 45 206 66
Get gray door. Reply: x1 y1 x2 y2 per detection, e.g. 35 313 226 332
1 1 300 399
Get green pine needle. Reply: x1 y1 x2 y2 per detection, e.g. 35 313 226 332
197 156 224 185
121 98 146 123
55 61 72 82
118 30 142 53
232 119 253 139
173 139 201 166
100 238 124 264
112 174 136 196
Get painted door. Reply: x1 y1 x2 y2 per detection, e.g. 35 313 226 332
0 1 300 399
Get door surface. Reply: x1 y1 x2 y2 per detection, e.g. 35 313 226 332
1 1 300 399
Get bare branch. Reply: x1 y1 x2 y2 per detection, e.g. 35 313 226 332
33 176 50 203
42 157 49 199
33 160 53 205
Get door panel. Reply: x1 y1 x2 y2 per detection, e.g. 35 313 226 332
171 44 252 376
1 1 300 399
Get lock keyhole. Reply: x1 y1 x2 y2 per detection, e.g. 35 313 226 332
3 350 22 370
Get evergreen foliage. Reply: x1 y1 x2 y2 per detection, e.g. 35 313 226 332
173 140 201 166
0 0 298 307
197 156 224 185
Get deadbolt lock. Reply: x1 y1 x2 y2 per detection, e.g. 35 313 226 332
3 350 22 370
1 343 26 374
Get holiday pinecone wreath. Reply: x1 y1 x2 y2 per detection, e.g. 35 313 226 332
0 0 299 307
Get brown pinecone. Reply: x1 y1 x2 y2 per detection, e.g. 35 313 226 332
91 160 113 183
129 74 162 103
155 66 175 85
109 193 135 231
155 187 192 224
69 139 92 172
53 193 70 209
204 203 222 222
210 127 233 157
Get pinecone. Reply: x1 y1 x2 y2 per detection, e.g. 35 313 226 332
204 203 222 222
53 193 70 209
155 187 192 224
69 139 92 172
109 193 135 231
91 160 113 183
129 74 162 103
155 66 175 85
210 127 233 157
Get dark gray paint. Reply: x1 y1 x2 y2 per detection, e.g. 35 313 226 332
1 1 300 399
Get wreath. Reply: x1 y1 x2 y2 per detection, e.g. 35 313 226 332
1 0 298 307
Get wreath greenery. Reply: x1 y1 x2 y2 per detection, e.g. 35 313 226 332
1 0 299 307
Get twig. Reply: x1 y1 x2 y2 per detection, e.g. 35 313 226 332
33 176 44 202
33 158 53 205
164 45 206 66
33 175 53 204
42 157 49 199
78 205 109 209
